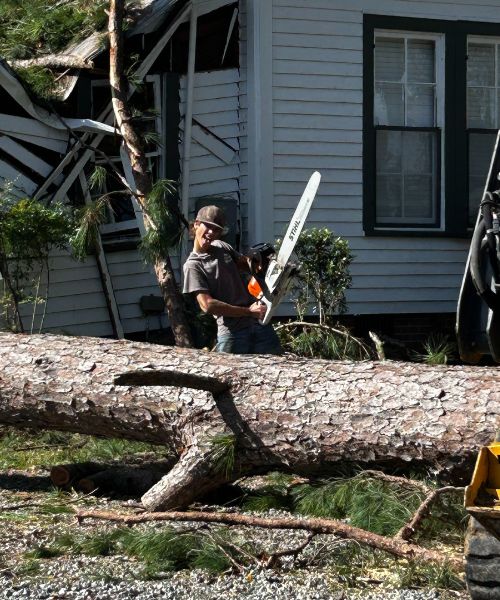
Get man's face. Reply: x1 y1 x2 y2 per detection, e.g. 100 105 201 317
194 220 222 252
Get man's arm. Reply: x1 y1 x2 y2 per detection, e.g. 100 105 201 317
196 292 266 319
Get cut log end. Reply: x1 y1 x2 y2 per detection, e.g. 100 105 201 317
50 462 105 488
50 465 71 487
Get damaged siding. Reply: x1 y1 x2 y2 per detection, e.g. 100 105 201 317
18 251 115 337
179 68 241 234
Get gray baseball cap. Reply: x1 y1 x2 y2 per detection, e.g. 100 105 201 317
195 205 228 233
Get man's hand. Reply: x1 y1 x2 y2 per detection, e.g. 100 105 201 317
248 301 266 320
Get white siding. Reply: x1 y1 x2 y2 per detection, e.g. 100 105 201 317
179 68 241 225
105 250 170 334
268 0 497 315
18 250 114 337
16 247 171 336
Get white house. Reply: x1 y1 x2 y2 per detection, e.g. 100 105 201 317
1 0 498 340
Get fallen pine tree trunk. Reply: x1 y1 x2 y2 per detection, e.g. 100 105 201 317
0 333 498 511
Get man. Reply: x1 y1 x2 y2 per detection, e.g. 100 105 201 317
183 205 282 354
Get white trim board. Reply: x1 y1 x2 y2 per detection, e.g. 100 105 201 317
246 0 274 245
6 131 67 154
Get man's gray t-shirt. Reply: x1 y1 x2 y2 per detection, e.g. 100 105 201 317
183 240 255 336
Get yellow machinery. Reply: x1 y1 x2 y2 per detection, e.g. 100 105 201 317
464 440 500 600
465 441 500 515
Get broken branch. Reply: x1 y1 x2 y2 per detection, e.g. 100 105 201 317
396 486 464 541
74 508 463 570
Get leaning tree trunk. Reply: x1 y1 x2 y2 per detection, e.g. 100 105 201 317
0 333 498 511
108 0 193 348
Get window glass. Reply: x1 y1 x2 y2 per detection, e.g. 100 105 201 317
407 39 435 83
407 84 434 126
467 42 498 128
375 36 436 127
376 130 438 224
375 37 405 82
467 87 495 128
374 34 439 226
468 43 495 87
374 83 404 125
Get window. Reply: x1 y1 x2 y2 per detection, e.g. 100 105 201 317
363 16 500 237
374 34 443 226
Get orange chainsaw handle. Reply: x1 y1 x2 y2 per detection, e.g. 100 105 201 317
248 276 263 299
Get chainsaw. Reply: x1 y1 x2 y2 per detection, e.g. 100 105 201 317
247 171 321 325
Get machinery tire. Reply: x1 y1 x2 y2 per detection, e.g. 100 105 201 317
465 516 500 600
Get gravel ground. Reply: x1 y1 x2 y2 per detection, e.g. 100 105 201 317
0 571 468 600
0 470 469 600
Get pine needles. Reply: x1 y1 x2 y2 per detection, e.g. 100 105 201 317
139 179 183 264
394 559 464 591
25 526 253 578
0 0 109 60
413 333 458 365
241 471 467 542
71 197 107 261
207 433 237 478
275 322 370 361
0 1 110 101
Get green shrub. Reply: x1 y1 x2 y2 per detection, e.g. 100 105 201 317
274 228 369 360
290 228 353 323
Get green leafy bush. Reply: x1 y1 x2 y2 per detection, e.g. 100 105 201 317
0 196 74 331
290 228 352 322
275 228 369 360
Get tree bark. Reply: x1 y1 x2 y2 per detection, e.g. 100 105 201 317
108 0 193 348
0 333 498 511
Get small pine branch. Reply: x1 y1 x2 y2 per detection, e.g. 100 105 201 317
71 196 109 260
88 166 107 192
207 433 237 479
